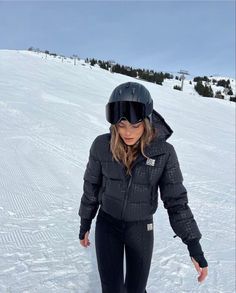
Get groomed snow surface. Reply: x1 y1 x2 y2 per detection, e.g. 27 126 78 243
0 50 235 293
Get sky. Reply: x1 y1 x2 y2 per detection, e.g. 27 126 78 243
0 0 235 78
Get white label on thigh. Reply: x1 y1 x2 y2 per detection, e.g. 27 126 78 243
147 223 153 231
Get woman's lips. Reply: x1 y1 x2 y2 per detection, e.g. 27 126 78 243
124 138 133 140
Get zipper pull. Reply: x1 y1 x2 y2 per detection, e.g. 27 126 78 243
127 175 132 189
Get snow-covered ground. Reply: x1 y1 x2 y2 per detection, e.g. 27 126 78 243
0 50 235 293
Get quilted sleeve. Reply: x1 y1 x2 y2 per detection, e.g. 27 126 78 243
78 136 102 221
159 144 202 244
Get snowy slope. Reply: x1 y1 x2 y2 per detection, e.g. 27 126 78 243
0 50 235 293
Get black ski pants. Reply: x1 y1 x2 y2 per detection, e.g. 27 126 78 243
95 208 154 293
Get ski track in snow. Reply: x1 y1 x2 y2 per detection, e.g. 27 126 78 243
0 50 235 293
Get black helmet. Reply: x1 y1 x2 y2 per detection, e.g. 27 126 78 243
106 82 153 124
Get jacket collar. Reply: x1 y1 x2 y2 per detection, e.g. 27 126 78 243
129 138 166 173
144 137 167 157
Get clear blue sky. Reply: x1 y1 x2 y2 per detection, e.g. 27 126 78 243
0 1 235 78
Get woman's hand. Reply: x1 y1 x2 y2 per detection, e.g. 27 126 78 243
191 257 208 283
80 231 90 248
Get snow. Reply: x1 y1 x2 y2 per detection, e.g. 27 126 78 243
0 50 235 293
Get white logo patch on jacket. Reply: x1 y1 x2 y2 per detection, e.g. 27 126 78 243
147 223 153 231
146 158 155 166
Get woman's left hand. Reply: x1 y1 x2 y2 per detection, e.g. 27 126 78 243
191 257 208 283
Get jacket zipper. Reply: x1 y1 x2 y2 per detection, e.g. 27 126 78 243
120 152 160 220
121 173 132 220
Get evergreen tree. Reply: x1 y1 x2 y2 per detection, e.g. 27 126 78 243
217 79 228 87
194 76 203 82
194 76 210 83
195 81 205 95
164 73 173 79
195 81 213 97
212 79 217 85
173 85 181 91
90 58 97 66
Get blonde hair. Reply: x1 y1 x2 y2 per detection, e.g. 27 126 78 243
110 118 157 175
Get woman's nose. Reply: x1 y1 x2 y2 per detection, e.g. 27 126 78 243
125 130 131 136
125 127 133 136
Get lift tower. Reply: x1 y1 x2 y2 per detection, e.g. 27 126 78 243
178 70 190 91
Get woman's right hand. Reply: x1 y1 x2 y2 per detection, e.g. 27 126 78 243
80 231 90 248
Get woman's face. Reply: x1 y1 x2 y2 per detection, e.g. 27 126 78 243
117 119 144 146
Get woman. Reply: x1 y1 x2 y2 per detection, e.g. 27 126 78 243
78 82 208 293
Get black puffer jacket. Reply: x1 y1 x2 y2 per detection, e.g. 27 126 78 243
78 110 202 245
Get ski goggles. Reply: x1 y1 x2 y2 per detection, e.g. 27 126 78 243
106 101 152 124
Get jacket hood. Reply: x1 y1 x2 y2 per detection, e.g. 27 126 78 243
151 109 173 140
